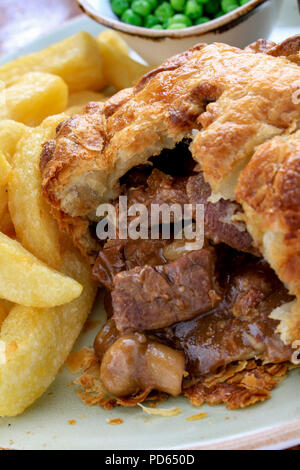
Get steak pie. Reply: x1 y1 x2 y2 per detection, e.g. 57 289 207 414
40 36 300 409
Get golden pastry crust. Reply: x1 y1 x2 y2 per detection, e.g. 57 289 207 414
40 102 108 216
41 40 300 218
236 131 300 345
268 34 300 66
244 39 276 54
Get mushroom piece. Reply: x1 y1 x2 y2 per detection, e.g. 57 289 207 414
100 335 185 398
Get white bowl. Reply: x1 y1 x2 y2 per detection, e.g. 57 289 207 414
77 0 282 64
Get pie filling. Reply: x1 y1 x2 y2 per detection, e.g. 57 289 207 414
89 141 295 406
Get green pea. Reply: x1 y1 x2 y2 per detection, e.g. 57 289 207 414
111 0 130 16
215 10 224 17
170 0 186 12
185 0 203 19
144 14 160 27
204 0 221 15
132 0 153 16
148 0 158 9
121 8 143 25
154 2 175 22
240 0 250 4
194 16 210 24
167 22 187 29
196 0 210 3
221 0 238 13
168 14 192 26
151 24 164 29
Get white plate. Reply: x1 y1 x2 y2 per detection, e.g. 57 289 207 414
0 0 300 450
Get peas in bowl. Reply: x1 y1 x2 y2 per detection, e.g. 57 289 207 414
77 0 280 65
110 0 251 29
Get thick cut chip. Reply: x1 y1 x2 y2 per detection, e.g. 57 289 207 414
0 32 106 93
98 39 152 91
0 246 97 416
9 114 68 268
0 120 27 164
0 72 68 126
97 30 129 56
0 232 82 308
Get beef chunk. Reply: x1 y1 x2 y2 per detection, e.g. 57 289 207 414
230 263 275 319
124 238 168 270
124 168 188 219
186 172 259 255
154 259 293 378
120 164 153 189
92 238 168 289
92 240 126 290
112 248 222 332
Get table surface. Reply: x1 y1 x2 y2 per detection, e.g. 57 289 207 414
0 0 300 451
0 0 82 56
